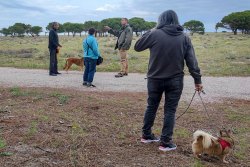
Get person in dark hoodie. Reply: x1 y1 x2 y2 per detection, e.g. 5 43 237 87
48 22 62 76
134 10 203 152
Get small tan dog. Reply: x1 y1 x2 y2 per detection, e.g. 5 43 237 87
192 129 234 164
63 57 84 72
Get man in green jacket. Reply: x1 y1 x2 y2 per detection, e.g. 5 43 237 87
105 18 133 78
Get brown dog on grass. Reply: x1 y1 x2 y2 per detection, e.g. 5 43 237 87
63 57 84 72
192 129 234 164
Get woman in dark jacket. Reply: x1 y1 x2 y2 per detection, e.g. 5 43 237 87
134 10 203 152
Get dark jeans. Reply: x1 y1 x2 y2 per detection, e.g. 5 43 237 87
83 57 97 83
49 49 58 74
142 77 183 143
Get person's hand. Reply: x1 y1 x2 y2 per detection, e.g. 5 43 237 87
104 26 111 30
57 46 60 50
195 84 203 92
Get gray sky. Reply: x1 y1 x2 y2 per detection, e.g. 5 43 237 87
0 0 249 32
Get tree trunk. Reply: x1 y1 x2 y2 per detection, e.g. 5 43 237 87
233 29 237 35
68 32 70 36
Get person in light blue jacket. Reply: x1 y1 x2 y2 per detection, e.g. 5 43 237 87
83 28 100 87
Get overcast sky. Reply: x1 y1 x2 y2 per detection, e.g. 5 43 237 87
0 0 249 32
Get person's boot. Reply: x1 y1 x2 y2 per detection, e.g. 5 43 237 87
87 82 96 87
115 73 124 78
49 73 57 76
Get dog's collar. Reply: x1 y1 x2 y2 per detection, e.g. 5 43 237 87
218 138 231 150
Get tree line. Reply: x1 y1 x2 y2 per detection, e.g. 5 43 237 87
0 23 42 37
216 10 250 35
0 17 156 37
47 17 157 37
1 10 249 37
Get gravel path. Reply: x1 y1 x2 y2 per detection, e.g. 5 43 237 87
0 67 250 102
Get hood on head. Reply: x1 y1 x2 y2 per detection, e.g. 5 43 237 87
160 25 184 36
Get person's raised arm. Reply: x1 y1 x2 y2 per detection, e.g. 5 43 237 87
134 31 153 52
104 26 120 37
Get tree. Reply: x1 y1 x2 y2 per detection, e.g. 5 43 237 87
25 24 32 36
71 23 84 37
0 28 11 36
30 26 42 36
63 22 73 36
100 18 122 36
144 21 157 31
101 18 121 30
129 17 146 36
215 22 224 33
221 10 250 35
10 23 27 36
83 21 100 36
46 22 64 34
183 20 205 35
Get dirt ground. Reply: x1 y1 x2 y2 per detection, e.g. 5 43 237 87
0 87 249 167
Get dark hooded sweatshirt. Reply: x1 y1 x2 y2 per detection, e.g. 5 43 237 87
134 25 201 84
48 29 61 50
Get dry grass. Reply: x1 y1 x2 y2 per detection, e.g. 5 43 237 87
0 33 249 76
0 87 249 167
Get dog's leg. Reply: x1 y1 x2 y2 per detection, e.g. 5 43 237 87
65 64 69 73
222 154 229 164
63 60 68 70
66 62 73 73
194 153 201 159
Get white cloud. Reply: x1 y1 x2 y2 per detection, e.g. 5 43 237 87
96 4 119 11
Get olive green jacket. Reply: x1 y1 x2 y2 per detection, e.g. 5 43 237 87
108 24 133 50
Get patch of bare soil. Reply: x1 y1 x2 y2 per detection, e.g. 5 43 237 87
0 87 249 167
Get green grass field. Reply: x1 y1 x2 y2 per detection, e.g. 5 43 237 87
0 33 249 76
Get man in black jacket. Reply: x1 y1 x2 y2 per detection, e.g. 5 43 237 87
134 10 203 152
48 22 62 76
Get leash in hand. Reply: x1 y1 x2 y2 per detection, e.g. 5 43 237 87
176 89 206 121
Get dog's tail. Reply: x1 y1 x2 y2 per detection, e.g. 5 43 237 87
193 130 217 148
63 59 68 70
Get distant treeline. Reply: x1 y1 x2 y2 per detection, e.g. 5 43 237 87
0 10 249 37
0 17 156 37
216 10 250 35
